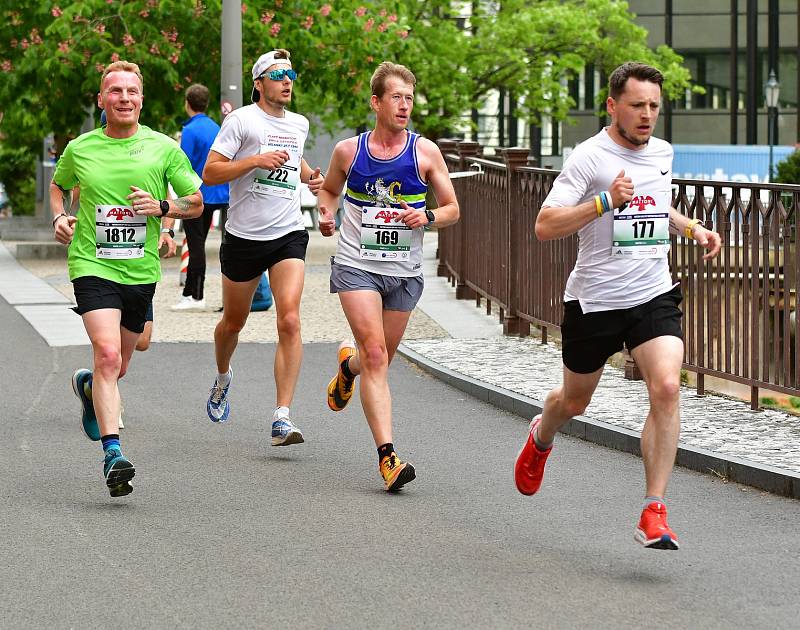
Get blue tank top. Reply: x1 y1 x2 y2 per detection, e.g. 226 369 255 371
335 131 428 276
344 131 427 210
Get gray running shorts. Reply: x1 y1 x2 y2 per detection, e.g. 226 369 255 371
329 258 423 312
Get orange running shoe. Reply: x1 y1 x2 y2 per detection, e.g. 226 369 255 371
514 415 552 496
379 452 416 492
327 341 357 411
635 502 680 550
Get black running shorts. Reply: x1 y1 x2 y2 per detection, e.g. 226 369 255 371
561 284 684 374
220 230 309 282
72 276 156 334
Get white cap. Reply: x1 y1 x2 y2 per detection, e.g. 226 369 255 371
251 51 292 80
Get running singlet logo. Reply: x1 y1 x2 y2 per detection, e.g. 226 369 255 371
365 178 402 206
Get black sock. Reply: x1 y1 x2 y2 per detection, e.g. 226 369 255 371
377 442 394 462
340 357 355 380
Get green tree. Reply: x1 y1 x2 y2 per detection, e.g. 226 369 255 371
468 0 693 125
0 0 693 213
239 1 412 133
0 1 412 212
774 150 800 185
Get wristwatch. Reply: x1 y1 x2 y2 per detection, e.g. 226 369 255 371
159 200 170 216
424 209 436 225
160 228 175 238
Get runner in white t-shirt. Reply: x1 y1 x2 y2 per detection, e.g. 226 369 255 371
513 62 721 550
201 49 324 446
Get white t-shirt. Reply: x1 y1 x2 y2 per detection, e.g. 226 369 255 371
211 104 308 240
542 128 674 313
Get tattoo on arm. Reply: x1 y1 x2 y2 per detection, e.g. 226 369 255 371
669 217 678 234
167 196 195 218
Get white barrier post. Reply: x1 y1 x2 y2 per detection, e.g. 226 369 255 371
179 236 188 286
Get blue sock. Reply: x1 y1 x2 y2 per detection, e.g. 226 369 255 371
101 434 121 453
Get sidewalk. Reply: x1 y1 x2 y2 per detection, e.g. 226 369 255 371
4 229 799 497
2 230 449 345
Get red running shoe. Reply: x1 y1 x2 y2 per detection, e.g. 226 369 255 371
514 415 552 496
634 502 680 550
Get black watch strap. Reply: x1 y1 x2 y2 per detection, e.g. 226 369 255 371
424 209 435 224
159 200 170 216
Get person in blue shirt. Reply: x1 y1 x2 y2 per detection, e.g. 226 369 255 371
172 84 230 310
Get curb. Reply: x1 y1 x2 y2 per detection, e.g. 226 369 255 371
398 344 800 500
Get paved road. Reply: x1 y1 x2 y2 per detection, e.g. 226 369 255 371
2 297 799 629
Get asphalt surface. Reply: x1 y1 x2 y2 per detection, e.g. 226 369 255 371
2 296 800 629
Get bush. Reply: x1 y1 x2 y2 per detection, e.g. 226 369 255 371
774 149 800 185
0 145 37 216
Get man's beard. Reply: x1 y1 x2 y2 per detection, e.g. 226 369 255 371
616 122 650 146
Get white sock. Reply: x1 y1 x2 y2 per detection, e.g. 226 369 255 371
274 406 290 420
217 369 232 388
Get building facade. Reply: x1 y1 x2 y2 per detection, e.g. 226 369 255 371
474 0 798 166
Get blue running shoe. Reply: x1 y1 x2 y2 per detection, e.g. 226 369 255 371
71 368 100 441
271 417 304 446
206 373 231 423
103 447 135 497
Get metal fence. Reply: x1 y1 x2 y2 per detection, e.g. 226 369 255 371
437 139 800 409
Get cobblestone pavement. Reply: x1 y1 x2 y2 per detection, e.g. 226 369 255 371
18 230 448 343
403 336 800 475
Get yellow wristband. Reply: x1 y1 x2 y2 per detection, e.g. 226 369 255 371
594 196 603 218
685 218 701 239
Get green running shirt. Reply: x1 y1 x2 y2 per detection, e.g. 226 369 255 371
53 125 202 285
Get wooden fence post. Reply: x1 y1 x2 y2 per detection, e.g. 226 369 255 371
436 139 460 278
454 141 481 300
502 147 532 336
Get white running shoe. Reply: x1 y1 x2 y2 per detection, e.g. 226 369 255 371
271 417 304 446
207 371 232 423
171 296 206 311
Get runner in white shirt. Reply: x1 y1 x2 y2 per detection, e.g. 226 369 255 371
513 62 721 550
202 49 324 446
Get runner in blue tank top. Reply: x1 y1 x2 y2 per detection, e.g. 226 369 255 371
317 62 460 492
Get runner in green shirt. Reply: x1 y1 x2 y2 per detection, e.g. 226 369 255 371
50 60 203 498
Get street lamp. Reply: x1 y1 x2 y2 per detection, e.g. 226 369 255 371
765 69 780 181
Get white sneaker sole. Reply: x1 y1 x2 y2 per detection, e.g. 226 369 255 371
271 430 304 446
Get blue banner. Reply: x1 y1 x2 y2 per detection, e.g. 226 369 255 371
672 144 796 183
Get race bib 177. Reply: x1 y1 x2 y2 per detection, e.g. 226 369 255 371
611 192 670 259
